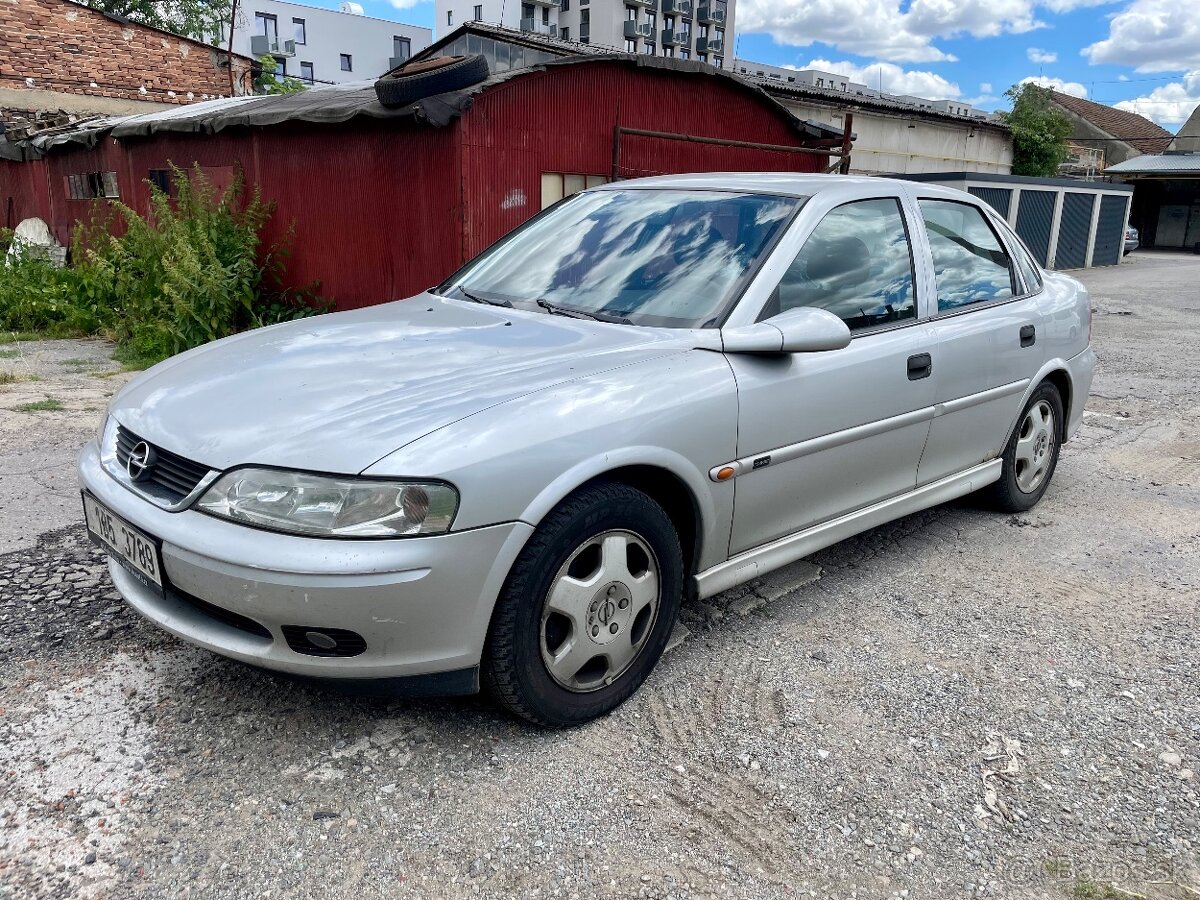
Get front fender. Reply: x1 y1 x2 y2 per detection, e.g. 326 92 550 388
365 351 739 572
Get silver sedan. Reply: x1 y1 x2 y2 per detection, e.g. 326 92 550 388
79 174 1095 725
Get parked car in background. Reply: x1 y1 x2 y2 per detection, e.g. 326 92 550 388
1125 225 1140 255
79 174 1096 726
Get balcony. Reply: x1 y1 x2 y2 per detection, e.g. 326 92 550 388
388 54 410 70
697 3 724 23
528 0 561 6
661 27 682 46
625 0 656 8
519 18 558 35
662 0 692 16
623 20 653 38
250 35 296 57
701 36 723 52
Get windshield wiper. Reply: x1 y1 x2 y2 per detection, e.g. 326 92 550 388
457 287 512 308
536 298 632 325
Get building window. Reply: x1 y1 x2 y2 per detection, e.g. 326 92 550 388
541 5 549 23
473 4 482 19
340 53 352 71
580 8 590 24
66 171 119 201
560 26 569 39
273 56 285 76
626 5 637 18
680 48 689 59
697 51 707 63
664 13 674 27
714 55 723 67
644 40 655 54
447 10 453 25
698 23 707 38
300 61 314 83
147 170 173 196
293 17 306 44
561 0 569 9
393 36 410 61
540 172 609 209
625 38 636 51
254 12 278 46
647 11 656 28
579 0 588 5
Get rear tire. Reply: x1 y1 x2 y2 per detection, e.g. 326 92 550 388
483 482 683 727
982 382 1064 513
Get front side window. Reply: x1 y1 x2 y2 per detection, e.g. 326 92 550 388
920 199 1015 312
443 189 802 328
762 198 915 330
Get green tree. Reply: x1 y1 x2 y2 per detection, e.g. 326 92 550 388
998 83 1073 177
81 0 231 43
254 55 308 95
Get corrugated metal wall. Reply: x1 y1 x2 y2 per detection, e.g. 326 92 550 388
1056 192 1095 270
3 62 823 309
968 186 1012 218
458 64 822 259
1090 194 1127 267
1014 189 1056 266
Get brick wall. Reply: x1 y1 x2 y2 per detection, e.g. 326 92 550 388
0 0 255 106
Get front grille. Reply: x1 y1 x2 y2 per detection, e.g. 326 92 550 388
282 626 367 658
171 587 273 640
116 425 211 502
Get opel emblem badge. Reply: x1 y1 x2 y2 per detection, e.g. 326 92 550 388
126 441 157 483
597 598 616 626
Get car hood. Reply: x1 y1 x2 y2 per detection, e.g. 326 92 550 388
110 295 696 474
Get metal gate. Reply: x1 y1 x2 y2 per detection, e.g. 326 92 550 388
1014 190 1056 266
1090 194 1127 267
968 186 1012 218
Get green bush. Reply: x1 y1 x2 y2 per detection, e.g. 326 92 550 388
0 165 329 366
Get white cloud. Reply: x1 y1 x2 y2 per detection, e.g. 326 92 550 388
1026 47 1057 64
387 0 427 8
1021 75 1087 98
980 82 993 94
1039 0 1118 9
802 57 962 99
1083 0 1200 72
1114 71 1200 126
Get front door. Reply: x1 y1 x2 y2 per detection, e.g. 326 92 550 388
912 196 1049 486
726 196 937 555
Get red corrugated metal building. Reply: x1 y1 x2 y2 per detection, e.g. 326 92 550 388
1 55 837 310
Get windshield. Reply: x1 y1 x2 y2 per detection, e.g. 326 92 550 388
439 188 804 328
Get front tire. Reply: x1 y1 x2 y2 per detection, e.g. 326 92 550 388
483 482 683 726
983 382 1064 513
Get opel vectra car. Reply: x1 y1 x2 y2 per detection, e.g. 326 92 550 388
79 174 1095 726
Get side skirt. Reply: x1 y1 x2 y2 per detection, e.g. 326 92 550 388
693 459 1002 599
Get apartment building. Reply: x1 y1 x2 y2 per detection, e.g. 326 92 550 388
436 0 733 69
228 0 431 86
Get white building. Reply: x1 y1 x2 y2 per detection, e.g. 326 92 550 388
436 0 733 69
228 0 431 86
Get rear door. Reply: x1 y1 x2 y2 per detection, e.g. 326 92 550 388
911 194 1049 486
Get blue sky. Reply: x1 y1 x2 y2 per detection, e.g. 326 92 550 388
308 0 1200 131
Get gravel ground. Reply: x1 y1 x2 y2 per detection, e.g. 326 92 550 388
1 254 1198 900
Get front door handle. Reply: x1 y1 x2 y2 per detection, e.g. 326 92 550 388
907 353 932 381
1020 324 1036 348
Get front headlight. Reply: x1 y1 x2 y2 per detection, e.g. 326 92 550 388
196 469 458 538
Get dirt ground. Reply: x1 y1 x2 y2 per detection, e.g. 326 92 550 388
0 253 1197 900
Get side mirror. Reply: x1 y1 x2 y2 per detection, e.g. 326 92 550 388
722 307 852 354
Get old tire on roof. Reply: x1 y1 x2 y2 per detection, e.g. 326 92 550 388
374 55 490 109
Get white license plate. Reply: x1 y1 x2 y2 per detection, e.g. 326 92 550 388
82 493 164 593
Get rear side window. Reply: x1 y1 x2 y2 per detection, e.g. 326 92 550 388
920 199 1016 312
762 197 916 330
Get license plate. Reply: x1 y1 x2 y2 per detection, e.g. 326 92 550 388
82 493 164 594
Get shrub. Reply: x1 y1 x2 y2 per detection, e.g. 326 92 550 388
0 165 329 365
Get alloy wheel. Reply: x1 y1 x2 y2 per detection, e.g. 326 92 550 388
1015 399 1056 493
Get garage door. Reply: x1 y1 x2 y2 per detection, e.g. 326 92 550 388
1055 193 1095 270
968 186 1012 219
1014 189 1056 266
1090 194 1128 267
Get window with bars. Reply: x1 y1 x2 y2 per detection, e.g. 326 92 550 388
540 172 609 209
65 172 119 201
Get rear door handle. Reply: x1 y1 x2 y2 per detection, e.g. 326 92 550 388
907 353 932 381
1020 324 1036 348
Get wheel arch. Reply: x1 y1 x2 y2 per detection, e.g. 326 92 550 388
516 448 717 586
1004 361 1075 447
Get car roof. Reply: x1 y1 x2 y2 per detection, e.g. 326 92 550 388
592 172 976 202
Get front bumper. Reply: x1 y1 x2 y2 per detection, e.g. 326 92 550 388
79 440 533 684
